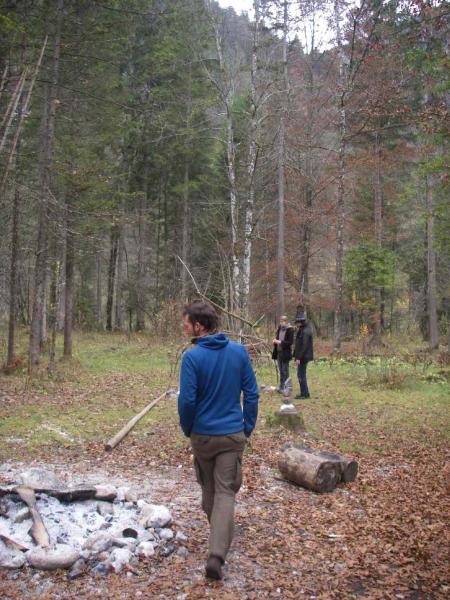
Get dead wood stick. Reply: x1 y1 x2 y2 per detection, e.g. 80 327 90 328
177 256 259 329
0 533 30 552
0 484 117 502
105 391 167 451
15 486 50 547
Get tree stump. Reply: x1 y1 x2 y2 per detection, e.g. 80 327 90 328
278 446 341 493
271 407 305 433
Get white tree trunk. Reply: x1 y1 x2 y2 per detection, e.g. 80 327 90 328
333 0 346 352
276 0 289 320
242 0 261 318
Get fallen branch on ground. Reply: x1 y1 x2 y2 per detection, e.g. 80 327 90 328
105 391 168 451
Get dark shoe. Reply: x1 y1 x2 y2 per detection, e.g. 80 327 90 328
294 394 302 399
205 555 223 580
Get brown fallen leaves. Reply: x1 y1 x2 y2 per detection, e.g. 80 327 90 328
0 387 448 598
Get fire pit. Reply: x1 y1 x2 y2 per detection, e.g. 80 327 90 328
0 468 188 577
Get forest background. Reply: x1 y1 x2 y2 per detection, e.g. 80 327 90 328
0 0 449 369
0 2 449 598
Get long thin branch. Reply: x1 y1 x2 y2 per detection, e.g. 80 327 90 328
0 36 48 196
177 255 260 328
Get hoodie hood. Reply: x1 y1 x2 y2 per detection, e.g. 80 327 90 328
195 332 229 350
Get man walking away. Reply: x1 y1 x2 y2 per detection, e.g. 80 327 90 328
272 315 294 393
294 313 314 399
178 301 259 580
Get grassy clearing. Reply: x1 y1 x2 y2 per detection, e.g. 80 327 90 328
0 329 448 461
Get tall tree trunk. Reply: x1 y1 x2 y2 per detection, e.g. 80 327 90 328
211 15 240 311
425 175 439 349
96 249 102 328
333 0 346 352
373 131 383 338
115 227 124 330
63 204 74 358
242 0 260 319
49 250 62 373
300 25 317 313
29 0 63 372
276 0 289 320
106 225 119 331
6 139 21 370
180 162 190 302
136 187 147 330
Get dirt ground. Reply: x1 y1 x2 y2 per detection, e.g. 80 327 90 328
0 427 448 600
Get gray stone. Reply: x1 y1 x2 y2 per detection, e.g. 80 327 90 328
97 501 114 517
159 543 175 557
111 538 137 552
68 558 87 580
0 499 9 516
27 544 80 570
124 490 138 503
109 547 133 573
94 484 117 501
138 503 172 528
159 528 174 541
136 541 155 558
19 468 64 490
116 486 130 502
175 531 188 542
0 547 26 569
82 532 113 554
91 561 110 576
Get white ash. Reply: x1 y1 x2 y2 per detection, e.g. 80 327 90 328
0 481 186 573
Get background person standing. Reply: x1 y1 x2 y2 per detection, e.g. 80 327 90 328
294 313 314 399
272 315 294 393
178 301 259 580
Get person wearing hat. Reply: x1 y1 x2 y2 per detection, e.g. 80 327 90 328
272 315 294 393
293 313 314 399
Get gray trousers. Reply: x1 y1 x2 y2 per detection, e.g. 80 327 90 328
190 431 246 562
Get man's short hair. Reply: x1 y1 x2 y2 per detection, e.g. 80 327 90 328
183 300 219 333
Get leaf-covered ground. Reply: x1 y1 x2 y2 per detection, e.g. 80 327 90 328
0 332 448 598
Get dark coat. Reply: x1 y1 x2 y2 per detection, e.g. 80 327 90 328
294 323 314 363
272 325 294 362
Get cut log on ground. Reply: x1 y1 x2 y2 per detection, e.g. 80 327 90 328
283 444 358 483
278 446 341 493
315 450 358 483
15 486 50 547
105 391 167 451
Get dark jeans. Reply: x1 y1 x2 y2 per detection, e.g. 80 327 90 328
297 361 310 397
277 358 289 390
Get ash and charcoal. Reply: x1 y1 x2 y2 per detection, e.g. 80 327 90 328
0 468 188 577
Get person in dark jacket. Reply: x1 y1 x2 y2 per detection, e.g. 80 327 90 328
178 301 259 580
293 313 314 399
272 315 294 393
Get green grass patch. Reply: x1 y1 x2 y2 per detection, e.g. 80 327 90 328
0 329 448 460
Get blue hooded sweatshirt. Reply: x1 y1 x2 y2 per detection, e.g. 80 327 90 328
178 333 259 438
